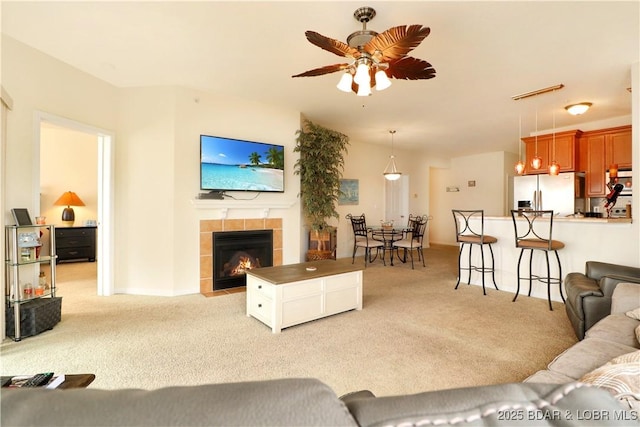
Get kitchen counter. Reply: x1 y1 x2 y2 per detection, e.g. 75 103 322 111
458 216 637 303
485 216 632 223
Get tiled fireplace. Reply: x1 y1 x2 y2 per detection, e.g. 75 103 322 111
200 218 283 296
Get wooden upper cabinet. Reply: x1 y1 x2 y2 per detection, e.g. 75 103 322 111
580 125 632 197
604 125 632 169
521 130 582 174
584 133 606 197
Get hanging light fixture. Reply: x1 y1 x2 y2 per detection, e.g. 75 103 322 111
549 105 560 176
383 130 402 181
531 106 542 170
514 114 525 175
564 102 592 115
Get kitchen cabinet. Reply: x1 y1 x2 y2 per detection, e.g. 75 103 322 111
581 125 631 197
521 130 582 174
605 126 632 169
585 133 607 197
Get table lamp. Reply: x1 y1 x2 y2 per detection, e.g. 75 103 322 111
54 191 85 226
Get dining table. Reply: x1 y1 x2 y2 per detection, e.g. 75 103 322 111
369 226 408 266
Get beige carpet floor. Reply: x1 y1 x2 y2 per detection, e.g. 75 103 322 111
0 245 577 397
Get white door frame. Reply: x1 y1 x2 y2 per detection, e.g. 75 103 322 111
34 111 114 296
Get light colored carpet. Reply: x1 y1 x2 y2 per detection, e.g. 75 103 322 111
0 245 577 397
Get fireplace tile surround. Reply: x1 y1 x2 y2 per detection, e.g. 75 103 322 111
200 218 283 296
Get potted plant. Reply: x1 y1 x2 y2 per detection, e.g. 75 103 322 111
294 119 349 260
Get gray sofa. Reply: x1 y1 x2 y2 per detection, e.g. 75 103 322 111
1 378 635 426
526 283 640 409
564 261 640 339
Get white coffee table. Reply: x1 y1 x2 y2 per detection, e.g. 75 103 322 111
246 259 363 333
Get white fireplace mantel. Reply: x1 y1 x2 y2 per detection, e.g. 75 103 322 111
190 198 297 219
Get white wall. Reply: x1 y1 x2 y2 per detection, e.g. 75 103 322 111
429 151 516 245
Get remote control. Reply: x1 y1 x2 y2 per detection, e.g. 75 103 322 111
22 372 54 387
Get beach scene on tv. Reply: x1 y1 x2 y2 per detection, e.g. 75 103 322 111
200 135 285 192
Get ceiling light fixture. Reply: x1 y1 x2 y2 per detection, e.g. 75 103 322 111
531 107 542 170
294 7 436 97
514 114 525 175
564 102 592 115
549 105 560 176
383 130 402 181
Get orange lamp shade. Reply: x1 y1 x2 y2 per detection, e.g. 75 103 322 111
54 191 85 207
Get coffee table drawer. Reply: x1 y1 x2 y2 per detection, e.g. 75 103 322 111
248 292 272 325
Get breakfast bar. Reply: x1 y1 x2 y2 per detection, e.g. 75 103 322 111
458 216 636 302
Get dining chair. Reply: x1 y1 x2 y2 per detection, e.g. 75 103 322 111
451 210 499 295
346 214 385 267
510 209 566 311
392 214 430 269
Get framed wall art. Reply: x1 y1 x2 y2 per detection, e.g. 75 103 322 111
338 179 359 205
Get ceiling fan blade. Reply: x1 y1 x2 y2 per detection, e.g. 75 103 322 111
292 63 350 78
305 31 359 58
386 57 436 80
365 25 431 61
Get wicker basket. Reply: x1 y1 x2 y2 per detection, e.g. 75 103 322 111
306 250 335 261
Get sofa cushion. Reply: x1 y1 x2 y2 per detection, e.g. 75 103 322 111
0 378 358 427
546 337 637 380
579 350 640 410
585 313 640 349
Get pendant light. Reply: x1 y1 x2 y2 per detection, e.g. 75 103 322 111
531 106 542 170
514 114 525 175
548 107 560 175
383 130 402 181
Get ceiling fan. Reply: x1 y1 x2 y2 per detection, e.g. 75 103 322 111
292 6 436 96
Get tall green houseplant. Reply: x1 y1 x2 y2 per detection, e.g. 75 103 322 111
294 119 349 257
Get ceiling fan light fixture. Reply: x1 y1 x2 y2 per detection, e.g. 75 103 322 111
354 61 370 86
374 70 392 91
356 82 372 97
337 73 353 92
565 102 592 115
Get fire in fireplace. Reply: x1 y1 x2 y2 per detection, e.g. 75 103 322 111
212 230 273 290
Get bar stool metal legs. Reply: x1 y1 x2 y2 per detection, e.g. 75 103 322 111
511 209 566 311
455 241 498 295
452 210 499 296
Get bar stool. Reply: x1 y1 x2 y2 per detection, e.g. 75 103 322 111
510 209 566 311
451 210 499 295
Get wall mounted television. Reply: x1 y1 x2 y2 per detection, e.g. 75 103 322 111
200 135 285 193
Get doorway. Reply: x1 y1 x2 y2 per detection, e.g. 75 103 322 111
35 112 114 296
384 175 410 226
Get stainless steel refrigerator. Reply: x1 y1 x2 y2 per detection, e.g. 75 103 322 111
513 172 583 216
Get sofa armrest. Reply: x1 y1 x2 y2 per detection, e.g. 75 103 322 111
599 274 640 297
343 382 634 427
586 261 640 282
611 282 640 314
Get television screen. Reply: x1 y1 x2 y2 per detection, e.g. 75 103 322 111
200 135 285 192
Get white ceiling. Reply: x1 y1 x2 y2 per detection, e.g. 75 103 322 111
2 1 638 157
